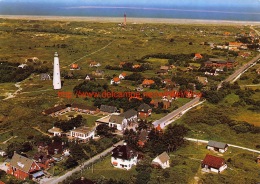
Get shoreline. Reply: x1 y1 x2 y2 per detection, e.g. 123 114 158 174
1 15 260 25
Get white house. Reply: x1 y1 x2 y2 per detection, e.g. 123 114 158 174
119 72 127 80
0 150 6 157
152 152 170 169
207 140 228 153
109 115 128 131
110 77 121 85
70 126 95 142
48 127 63 137
202 154 227 173
111 143 138 170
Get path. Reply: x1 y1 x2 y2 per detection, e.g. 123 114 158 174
41 140 124 184
3 82 22 100
184 137 260 154
1 136 17 144
68 40 114 66
33 127 52 137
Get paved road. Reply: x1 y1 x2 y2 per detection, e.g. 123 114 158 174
217 53 260 90
184 137 260 154
41 140 124 184
153 97 201 128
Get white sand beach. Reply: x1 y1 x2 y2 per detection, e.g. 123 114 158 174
0 15 260 25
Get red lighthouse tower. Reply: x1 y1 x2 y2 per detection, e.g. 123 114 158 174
124 13 126 26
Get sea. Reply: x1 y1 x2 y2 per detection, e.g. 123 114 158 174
0 2 260 22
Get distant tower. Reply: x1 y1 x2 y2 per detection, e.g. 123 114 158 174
53 52 61 90
124 13 126 26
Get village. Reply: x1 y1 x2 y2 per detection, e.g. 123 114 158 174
0 18 260 184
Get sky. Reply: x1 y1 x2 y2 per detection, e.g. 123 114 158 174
1 0 260 7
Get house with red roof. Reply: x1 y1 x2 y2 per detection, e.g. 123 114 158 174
119 72 127 79
111 77 121 85
70 64 80 70
7 152 43 180
201 154 227 173
142 79 155 88
193 53 203 60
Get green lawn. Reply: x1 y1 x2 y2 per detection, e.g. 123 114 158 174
82 156 137 181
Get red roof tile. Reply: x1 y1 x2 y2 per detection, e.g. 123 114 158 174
202 154 225 169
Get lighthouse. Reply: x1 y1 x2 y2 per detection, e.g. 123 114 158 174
53 52 61 90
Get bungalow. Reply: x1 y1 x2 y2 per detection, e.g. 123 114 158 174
85 74 95 81
92 70 104 78
71 103 99 114
201 154 227 173
132 64 141 69
160 66 170 71
40 73 51 80
206 140 228 153
89 61 101 67
7 152 43 180
48 127 63 137
100 105 117 114
70 64 80 70
151 152 170 169
228 42 243 51
42 105 69 117
257 155 260 164
138 103 152 118
196 76 208 85
204 58 237 69
204 69 219 76
138 129 149 147
111 77 121 85
108 115 128 131
256 67 260 75
156 69 168 75
193 53 203 60
18 64 28 69
111 143 138 170
119 62 126 68
0 150 6 157
70 126 95 143
119 72 127 80
142 79 155 88
33 153 54 169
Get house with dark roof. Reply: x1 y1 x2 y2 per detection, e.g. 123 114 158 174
207 140 228 153
40 73 51 80
71 103 99 114
111 143 138 170
100 105 117 114
109 115 128 131
85 74 95 81
33 153 54 170
138 103 152 118
7 152 43 180
151 152 170 169
138 130 149 147
201 154 227 173
120 109 137 123
42 105 69 117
